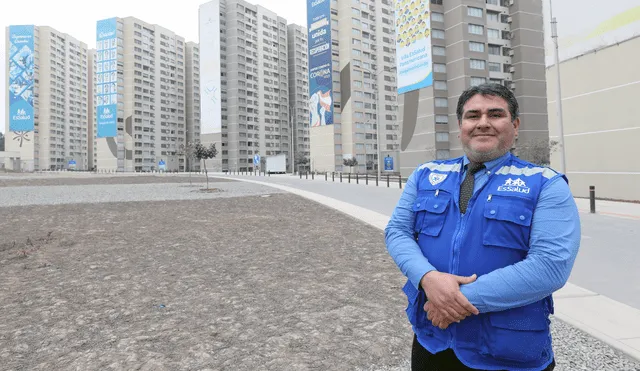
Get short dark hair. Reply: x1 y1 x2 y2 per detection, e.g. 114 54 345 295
456 83 519 122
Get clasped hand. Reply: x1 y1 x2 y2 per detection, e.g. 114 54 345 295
420 271 479 330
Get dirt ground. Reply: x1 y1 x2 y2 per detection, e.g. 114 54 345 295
0 193 410 371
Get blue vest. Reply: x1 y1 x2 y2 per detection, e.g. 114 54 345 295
403 154 563 371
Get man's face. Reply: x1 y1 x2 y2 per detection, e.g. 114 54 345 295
459 94 520 163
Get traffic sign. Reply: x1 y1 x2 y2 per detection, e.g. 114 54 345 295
254 154 261 165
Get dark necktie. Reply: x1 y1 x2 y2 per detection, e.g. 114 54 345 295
459 162 485 214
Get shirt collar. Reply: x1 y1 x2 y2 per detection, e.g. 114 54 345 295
463 152 511 174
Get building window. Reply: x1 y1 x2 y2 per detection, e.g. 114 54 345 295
435 115 448 124
488 28 500 39
488 62 501 72
436 132 449 142
433 46 446 56
434 81 447 90
432 12 444 22
487 11 499 23
470 77 487 86
435 98 448 107
433 63 446 73
468 7 483 17
431 0 443 4
432 29 445 39
436 150 450 159
468 24 484 35
488 44 501 55
486 0 499 4
470 59 486 69
469 41 485 52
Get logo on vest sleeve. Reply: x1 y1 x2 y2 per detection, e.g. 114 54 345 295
429 173 447 186
497 178 530 194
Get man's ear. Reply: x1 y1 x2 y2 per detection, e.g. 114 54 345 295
513 117 520 136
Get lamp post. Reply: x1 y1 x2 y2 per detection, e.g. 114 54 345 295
549 0 567 174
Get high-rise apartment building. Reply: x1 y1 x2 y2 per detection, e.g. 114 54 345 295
4 25 89 171
200 0 291 173
88 49 96 170
95 17 193 172
287 24 310 173
185 41 202 171
397 0 548 176
309 0 400 173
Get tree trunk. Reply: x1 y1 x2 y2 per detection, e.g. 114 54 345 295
203 159 209 189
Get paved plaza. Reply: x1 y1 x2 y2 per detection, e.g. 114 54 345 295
1 173 639 370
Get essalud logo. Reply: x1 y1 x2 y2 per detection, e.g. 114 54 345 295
497 178 530 194
100 107 114 120
13 108 31 120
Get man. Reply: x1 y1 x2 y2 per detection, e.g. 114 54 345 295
385 83 581 371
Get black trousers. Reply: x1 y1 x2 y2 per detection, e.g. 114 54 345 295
411 335 555 371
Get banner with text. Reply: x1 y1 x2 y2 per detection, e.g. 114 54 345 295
9 25 35 132
96 18 118 138
395 0 433 94
307 0 334 127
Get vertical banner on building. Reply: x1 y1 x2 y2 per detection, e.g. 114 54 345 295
395 0 433 94
96 18 118 138
307 0 334 127
199 0 222 134
8 25 35 132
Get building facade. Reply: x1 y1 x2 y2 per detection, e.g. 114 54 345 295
287 24 311 173
308 0 400 174
200 0 291 173
4 25 89 171
95 17 192 172
397 0 549 176
185 41 202 171
543 1 640 201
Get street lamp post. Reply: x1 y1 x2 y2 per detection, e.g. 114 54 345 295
550 0 567 174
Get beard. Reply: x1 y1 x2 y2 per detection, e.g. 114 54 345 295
463 137 514 163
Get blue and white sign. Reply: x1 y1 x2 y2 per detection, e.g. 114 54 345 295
96 18 118 138
158 159 166 171
307 0 334 127
384 156 394 171
68 159 77 169
395 0 433 94
9 25 35 132
253 154 261 166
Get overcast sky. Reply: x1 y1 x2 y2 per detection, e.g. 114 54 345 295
0 0 308 134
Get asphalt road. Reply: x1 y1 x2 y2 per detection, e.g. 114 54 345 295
219 173 640 311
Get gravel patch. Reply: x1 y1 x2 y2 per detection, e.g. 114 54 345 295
0 180 284 207
0 193 411 371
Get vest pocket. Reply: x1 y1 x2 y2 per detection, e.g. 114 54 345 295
413 193 451 237
482 195 534 251
485 303 551 362
402 280 427 328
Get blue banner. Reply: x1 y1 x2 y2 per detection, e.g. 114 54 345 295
395 0 433 94
96 18 118 138
384 156 394 171
9 25 35 132
307 0 333 127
